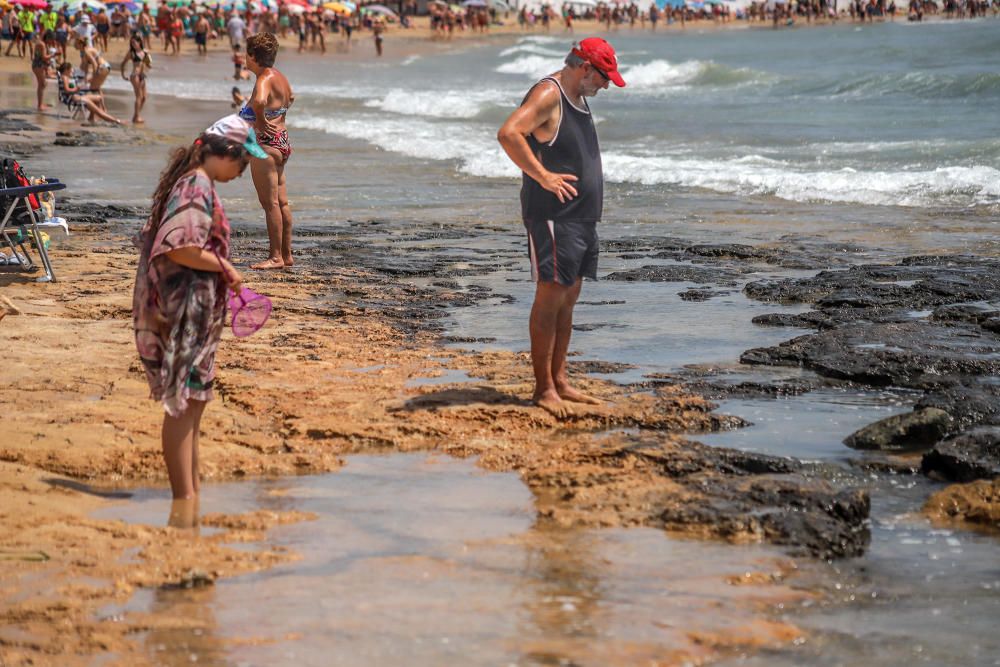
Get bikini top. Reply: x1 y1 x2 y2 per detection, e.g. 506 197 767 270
238 103 288 122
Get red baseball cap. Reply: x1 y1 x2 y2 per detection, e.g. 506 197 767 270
572 37 626 88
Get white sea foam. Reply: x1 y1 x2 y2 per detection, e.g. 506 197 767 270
289 110 1000 208
366 88 514 119
288 113 518 178
621 60 704 90
495 55 566 78
498 42 566 58
601 153 1000 208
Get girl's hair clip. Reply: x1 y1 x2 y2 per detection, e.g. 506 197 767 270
194 138 203 146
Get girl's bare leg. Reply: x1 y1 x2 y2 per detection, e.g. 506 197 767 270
162 400 205 499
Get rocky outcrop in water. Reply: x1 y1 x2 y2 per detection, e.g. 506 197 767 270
741 255 1000 485
844 408 951 451
921 427 1000 482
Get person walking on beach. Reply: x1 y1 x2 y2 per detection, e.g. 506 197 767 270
497 38 625 418
121 32 150 124
30 30 55 111
194 12 210 56
134 115 268 501
240 32 295 270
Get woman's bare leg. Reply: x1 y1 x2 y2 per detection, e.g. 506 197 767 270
250 146 285 269
32 67 49 110
80 95 120 124
277 159 293 266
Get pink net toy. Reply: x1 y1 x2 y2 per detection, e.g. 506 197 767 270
214 248 272 337
228 285 272 337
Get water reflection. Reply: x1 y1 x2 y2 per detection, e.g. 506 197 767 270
519 527 604 662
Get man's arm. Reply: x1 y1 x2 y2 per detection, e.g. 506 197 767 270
497 82 578 203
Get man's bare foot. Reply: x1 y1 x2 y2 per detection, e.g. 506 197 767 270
533 390 573 419
250 257 285 270
36 104 50 111
556 385 602 405
281 256 294 268
132 117 144 125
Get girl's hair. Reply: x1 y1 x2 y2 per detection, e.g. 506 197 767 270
148 134 249 232
57 62 73 74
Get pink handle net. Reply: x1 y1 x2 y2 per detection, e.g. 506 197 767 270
228 285 272 337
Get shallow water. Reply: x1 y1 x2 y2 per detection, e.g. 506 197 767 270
96 454 809 666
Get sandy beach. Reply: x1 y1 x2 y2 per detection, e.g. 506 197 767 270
2 15 999 666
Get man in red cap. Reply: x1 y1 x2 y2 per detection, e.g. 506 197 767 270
497 37 625 419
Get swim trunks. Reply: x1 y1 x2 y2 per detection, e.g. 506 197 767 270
524 219 598 286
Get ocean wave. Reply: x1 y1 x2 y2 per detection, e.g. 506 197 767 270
497 56 771 93
601 153 1000 208
288 111 999 209
800 71 1000 100
495 54 566 78
288 113 518 178
366 88 514 119
498 42 566 58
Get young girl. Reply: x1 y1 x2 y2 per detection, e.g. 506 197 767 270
133 115 268 500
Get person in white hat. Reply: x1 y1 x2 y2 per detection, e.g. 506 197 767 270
133 115 268 505
74 13 95 47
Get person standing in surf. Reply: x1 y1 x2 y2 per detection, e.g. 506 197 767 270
240 32 295 270
497 38 625 419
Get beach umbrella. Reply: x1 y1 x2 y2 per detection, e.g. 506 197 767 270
12 0 48 8
322 1 351 13
56 0 109 11
565 0 597 5
489 0 510 9
285 3 305 11
361 3 396 15
461 0 487 6
106 0 141 10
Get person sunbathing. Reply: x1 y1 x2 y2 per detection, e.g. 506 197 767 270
57 62 122 126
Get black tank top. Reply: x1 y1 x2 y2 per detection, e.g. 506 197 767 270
520 77 603 224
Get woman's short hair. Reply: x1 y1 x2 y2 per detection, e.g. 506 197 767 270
246 32 279 68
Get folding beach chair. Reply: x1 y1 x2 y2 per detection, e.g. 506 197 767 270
0 180 68 282
56 75 89 120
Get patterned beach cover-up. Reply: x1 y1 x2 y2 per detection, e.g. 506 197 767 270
133 170 231 417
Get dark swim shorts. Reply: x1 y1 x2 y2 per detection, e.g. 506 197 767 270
523 219 599 286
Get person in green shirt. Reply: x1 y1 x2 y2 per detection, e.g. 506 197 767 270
18 8 35 38
41 9 58 34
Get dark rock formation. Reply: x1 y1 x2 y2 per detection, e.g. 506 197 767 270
921 427 1000 483
843 408 951 451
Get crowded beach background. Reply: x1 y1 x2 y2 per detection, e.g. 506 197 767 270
3 0 998 123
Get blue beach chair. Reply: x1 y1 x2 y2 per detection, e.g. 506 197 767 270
0 180 68 282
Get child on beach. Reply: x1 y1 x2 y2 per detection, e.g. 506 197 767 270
232 44 249 80
133 115 268 500
231 86 245 109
